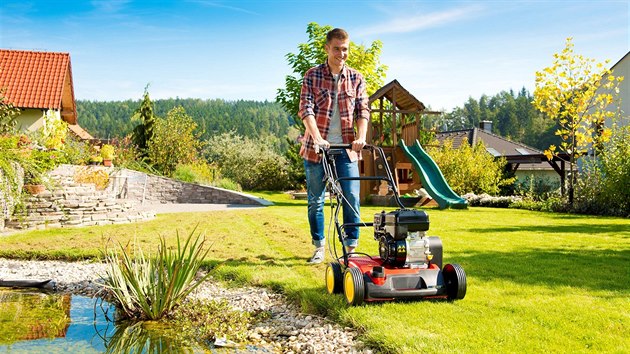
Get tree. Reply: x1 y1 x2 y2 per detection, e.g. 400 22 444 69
147 106 203 176
276 22 388 126
533 37 624 205
132 87 157 158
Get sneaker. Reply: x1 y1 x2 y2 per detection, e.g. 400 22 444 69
307 248 325 264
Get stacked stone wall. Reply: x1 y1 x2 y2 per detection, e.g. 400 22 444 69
2 165 268 232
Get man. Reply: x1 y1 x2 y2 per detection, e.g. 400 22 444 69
298 28 370 264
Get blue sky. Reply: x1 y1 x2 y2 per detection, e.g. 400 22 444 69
1 0 628 111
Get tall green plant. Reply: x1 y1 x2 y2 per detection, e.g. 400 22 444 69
101 229 211 320
132 87 157 158
147 106 203 176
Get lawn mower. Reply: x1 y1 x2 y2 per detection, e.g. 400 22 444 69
319 144 466 305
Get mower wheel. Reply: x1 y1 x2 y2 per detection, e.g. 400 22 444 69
343 267 365 306
443 263 467 300
325 262 343 294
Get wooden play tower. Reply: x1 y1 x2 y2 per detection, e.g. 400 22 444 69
359 80 440 201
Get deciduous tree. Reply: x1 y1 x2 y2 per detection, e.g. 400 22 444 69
533 38 624 204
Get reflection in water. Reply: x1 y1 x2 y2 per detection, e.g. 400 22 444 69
0 290 71 342
101 320 198 353
0 291 216 353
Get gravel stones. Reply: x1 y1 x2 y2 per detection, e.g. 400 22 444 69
0 258 372 353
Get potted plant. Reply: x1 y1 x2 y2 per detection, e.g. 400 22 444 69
89 155 103 165
23 171 46 195
100 144 115 167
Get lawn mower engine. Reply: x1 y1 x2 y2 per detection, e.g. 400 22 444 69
373 209 443 269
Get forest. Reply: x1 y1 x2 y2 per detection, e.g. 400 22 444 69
77 98 293 143
77 87 559 152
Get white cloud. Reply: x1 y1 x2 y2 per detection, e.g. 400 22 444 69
355 4 484 37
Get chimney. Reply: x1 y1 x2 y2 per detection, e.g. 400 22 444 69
479 120 492 132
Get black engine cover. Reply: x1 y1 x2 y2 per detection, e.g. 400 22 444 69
374 209 430 240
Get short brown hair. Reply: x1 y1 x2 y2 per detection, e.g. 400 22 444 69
326 28 349 43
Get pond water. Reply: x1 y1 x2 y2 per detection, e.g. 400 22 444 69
0 290 215 353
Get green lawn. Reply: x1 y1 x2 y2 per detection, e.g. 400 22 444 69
1 192 629 353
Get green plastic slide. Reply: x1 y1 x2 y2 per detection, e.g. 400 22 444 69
398 139 468 209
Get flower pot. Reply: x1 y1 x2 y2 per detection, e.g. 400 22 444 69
24 184 46 195
103 159 112 167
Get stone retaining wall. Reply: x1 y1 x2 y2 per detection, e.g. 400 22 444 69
2 165 269 231
4 182 155 230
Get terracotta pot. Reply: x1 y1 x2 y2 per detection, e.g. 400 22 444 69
24 184 46 195
103 159 112 167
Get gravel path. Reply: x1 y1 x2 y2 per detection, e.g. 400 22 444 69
0 258 372 354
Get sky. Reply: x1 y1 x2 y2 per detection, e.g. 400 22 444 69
0 0 628 112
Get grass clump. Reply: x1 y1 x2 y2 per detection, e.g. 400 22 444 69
100 229 210 320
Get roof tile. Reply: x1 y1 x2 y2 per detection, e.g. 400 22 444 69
0 49 70 110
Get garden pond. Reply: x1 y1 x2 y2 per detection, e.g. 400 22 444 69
0 289 260 353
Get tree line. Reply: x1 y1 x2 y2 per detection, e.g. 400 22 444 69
429 87 560 151
77 98 292 143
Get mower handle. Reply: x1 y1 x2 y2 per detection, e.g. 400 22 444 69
315 143 373 153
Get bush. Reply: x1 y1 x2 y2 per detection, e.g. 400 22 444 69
572 123 630 216
428 139 515 195
205 132 289 190
59 135 92 165
463 193 522 208
147 107 203 176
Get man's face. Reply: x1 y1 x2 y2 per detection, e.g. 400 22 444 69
325 37 350 69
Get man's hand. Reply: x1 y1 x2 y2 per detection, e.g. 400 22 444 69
351 138 366 152
314 138 330 153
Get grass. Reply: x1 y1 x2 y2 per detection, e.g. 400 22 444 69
1 192 629 353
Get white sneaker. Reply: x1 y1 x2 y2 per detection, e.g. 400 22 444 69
307 248 325 264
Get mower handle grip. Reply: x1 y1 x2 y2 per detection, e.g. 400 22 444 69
315 143 373 153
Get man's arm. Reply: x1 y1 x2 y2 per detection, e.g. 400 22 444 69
303 114 329 148
352 118 367 152
299 69 329 148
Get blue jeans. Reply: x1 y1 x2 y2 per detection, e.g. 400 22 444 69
304 151 361 248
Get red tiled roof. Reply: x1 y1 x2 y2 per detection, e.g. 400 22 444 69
68 124 94 140
0 49 77 124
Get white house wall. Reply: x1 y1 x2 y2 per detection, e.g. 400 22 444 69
16 109 62 132
16 109 45 131
604 53 629 128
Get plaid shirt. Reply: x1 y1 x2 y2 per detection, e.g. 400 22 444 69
298 63 370 163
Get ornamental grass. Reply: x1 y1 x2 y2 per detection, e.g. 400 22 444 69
101 228 211 320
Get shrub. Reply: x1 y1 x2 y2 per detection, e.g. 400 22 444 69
59 135 92 165
73 167 110 190
213 178 242 192
147 107 203 176
428 139 515 195
463 193 522 208
205 132 289 190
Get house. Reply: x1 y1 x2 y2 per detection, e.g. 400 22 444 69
603 51 629 128
435 121 567 192
0 49 93 139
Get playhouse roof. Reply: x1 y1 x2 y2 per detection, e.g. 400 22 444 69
0 49 77 124
369 79 426 112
